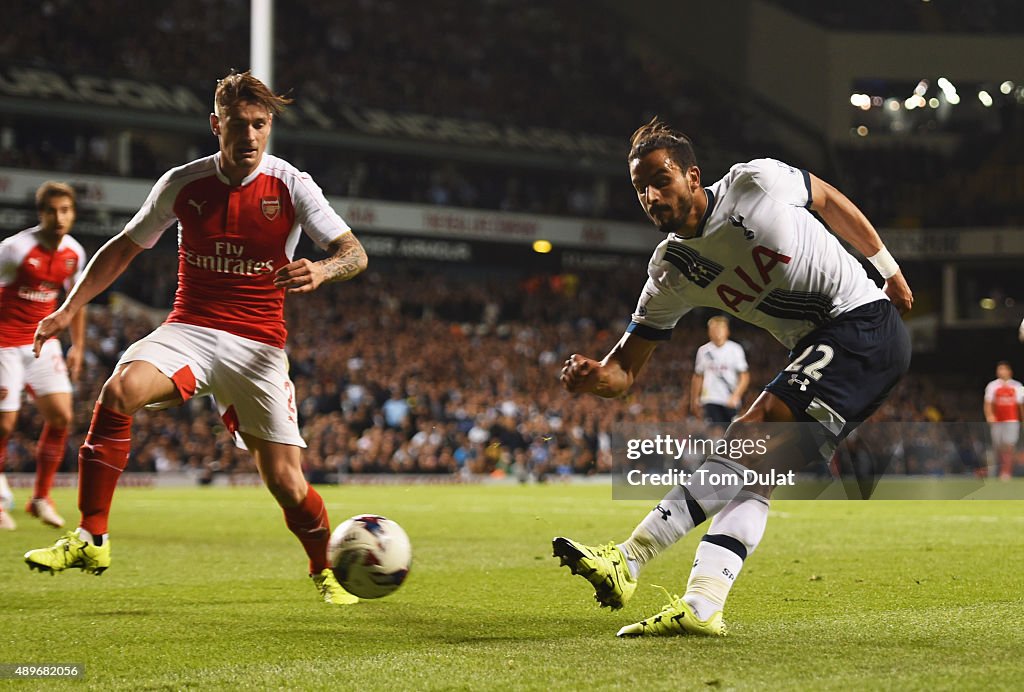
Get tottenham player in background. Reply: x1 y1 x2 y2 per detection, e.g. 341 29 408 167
24 71 368 606
691 316 749 425
553 118 913 637
0 182 87 531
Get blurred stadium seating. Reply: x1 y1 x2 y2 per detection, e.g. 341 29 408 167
765 0 1024 34
1 0 1022 480
0 245 993 480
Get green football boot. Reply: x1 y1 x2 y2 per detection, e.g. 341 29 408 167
616 593 727 637
311 569 359 605
552 537 637 610
25 530 110 575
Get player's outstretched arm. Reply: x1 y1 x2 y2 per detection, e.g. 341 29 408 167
33 233 144 357
65 307 87 381
274 232 368 294
561 332 659 398
808 174 913 314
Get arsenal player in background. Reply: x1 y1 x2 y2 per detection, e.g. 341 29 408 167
0 181 87 531
984 361 1024 480
23 71 369 607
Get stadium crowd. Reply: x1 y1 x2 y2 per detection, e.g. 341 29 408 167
2 1 734 138
0 3 1017 483
4 2 1023 229
1 0 789 224
765 0 1024 33
0 247 992 482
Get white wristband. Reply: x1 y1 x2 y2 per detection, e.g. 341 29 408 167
867 247 899 279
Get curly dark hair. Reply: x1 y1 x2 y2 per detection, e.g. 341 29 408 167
628 116 698 170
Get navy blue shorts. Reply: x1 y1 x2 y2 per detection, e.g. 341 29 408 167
703 403 737 424
765 299 911 442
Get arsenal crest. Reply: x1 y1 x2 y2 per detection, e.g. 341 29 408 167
65 258 76 271
261 196 281 221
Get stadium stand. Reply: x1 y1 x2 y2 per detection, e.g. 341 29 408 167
0 1 799 222
3 3 1023 227
763 0 1024 34
0 246 991 481
0 1 1019 481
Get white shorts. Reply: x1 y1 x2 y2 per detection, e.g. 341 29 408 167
118 323 304 448
990 421 1020 449
0 340 72 412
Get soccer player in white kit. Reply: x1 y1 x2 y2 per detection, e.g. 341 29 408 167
24 72 369 605
0 182 87 530
554 118 913 636
691 316 749 424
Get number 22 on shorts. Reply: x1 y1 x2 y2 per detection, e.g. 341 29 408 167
784 344 834 381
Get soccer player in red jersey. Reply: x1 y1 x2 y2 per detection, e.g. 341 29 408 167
24 72 368 605
0 182 87 530
984 361 1024 480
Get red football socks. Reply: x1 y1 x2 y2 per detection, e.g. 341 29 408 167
282 485 331 573
33 423 68 500
78 403 133 536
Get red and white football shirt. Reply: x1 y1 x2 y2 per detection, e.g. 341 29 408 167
0 227 86 347
123 153 351 348
985 378 1024 422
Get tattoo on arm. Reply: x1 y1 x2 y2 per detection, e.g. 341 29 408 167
318 233 368 283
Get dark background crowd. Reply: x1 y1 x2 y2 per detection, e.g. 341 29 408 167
765 0 1024 33
0 241 989 482
0 0 1020 480
3 1 1022 228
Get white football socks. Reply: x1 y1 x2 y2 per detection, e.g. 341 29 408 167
683 492 769 621
618 455 748 576
76 527 108 547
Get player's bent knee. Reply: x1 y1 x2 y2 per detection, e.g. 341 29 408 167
732 406 766 425
723 401 768 443
97 377 132 414
264 476 306 508
98 373 147 414
0 410 18 437
259 461 307 507
45 410 72 429
735 395 792 424
98 363 173 414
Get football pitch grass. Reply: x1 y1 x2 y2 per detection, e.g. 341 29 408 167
2 483 1023 691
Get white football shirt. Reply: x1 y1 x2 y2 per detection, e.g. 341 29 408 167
694 339 748 406
629 159 887 349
